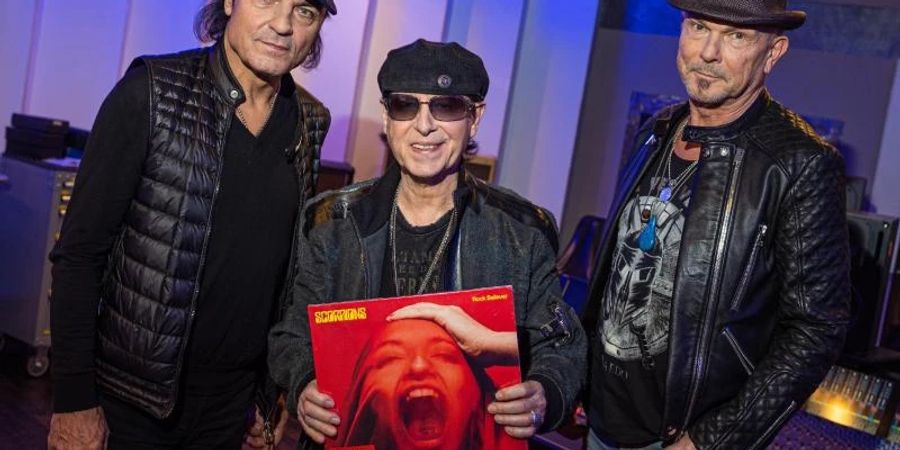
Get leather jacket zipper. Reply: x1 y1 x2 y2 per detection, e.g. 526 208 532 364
749 400 797 449
683 147 745 428
722 326 754 375
349 211 369 296
730 224 767 311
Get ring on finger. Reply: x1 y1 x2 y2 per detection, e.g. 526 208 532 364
530 409 543 428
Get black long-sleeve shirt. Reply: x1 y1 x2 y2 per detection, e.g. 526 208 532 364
50 66 299 412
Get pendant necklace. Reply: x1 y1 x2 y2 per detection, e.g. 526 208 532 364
637 117 697 252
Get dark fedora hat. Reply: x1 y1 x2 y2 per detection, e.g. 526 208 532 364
667 0 806 30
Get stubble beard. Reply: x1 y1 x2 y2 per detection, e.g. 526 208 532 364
682 67 731 108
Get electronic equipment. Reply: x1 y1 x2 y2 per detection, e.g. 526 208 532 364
316 160 355 193
462 155 497 183
846 176 867 211
0 156 76 377
844 212 899 355
5 113 89 160
804 366 896 437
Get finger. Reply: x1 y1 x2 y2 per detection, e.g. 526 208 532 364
247 419 263 436
302 399 340 425
492 412 535 427
272 408 289 447
495 381 540 401
303 414 338 438
245 434 266 448
386 303 440 321
301 390 335 409
274 423 286 447
299 417 326 444
488 398 534 415
504 425 537 439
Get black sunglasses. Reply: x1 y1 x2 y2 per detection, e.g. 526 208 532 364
382 94 478 122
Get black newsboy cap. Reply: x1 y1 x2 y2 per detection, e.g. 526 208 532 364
378 39 489 101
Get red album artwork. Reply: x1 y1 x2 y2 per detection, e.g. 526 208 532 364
308 286 526 450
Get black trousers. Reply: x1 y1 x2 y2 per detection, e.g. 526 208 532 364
100 381 256 450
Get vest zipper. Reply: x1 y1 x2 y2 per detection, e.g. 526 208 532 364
683 147 745 429
730 224 767 311
166 113 230 417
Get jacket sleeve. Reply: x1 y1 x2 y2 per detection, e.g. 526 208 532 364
268 223 334 417
522 227 588 431
689 150 851 449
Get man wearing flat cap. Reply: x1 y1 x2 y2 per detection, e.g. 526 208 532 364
582 1 850 449
269 39 586 447
48 1 335 449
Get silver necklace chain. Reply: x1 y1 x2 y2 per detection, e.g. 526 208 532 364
235 86 280 135
390 188 458 295
663 117 698 195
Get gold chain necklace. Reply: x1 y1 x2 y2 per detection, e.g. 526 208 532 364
235 86 280 135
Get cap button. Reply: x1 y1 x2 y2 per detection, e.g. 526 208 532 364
437 74 452 89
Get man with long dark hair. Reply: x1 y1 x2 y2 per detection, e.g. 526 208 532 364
47 1 334 448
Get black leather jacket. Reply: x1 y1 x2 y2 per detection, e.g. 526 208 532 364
583 92 851 449
269 164 587 448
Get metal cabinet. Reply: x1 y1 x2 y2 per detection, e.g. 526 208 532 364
0 156 76 376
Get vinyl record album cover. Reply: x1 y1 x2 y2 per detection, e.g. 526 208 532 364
308 285 526 450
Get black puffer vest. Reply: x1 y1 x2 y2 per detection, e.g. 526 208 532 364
95 44 330 419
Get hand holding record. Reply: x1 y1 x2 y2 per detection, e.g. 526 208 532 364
297 380 340 443
387 302 518 365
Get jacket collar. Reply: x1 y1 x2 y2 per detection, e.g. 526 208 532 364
208 42 244 106
207 41 297 107
681 90 770 143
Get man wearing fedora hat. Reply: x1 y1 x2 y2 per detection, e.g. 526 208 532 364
582 1 850 449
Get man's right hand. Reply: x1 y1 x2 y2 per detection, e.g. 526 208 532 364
48 407 107 450
297 380 339 444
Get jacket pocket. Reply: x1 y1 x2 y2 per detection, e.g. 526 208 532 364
730 224 768 311
722 326 754 376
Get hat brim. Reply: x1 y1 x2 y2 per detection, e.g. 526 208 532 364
668 0 806 30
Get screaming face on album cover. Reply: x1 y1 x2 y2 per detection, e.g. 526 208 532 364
308 286 525 450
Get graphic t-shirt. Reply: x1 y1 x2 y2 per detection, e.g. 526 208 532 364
595 146 697 446
380 208 455 297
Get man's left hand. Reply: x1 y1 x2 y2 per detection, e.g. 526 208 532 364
487 380 547 439
245 395 288 449
664 433 697 450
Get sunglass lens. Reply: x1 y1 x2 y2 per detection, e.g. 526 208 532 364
430 96 469 121
387 95 419 120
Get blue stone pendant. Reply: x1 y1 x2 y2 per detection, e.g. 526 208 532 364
660 184 673 202
638 215 657 252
